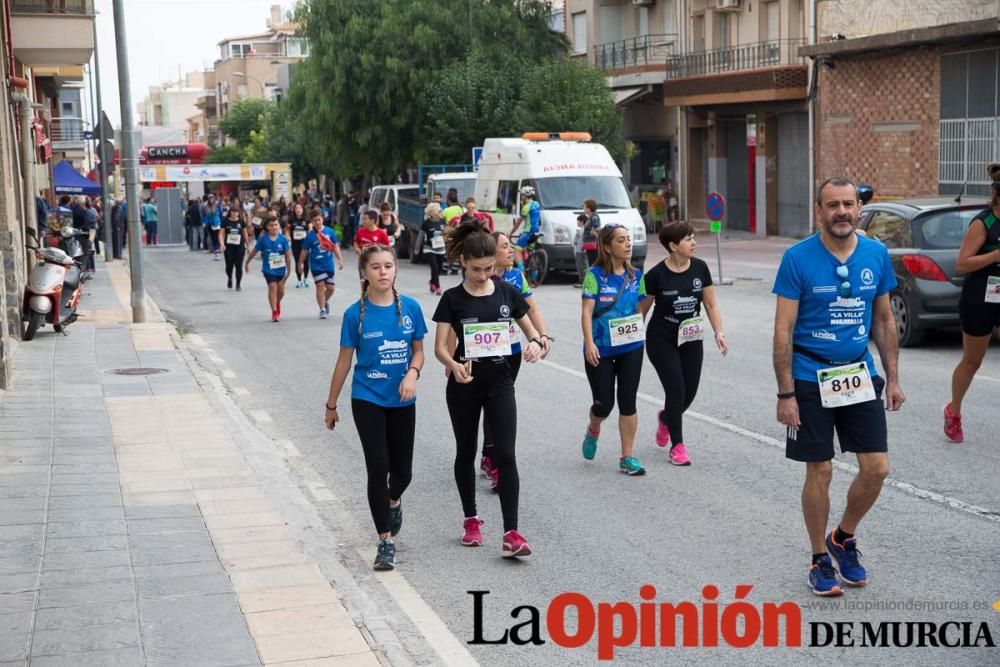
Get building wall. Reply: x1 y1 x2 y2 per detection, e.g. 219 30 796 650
816 0 997 39
816 49 940 198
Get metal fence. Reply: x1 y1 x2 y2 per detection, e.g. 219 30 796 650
49 116 89 144
665 39 806 79
12 0 93 14
939 117 998 188
594 34 677 71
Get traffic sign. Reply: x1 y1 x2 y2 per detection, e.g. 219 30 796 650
472 147 483 171
710 220 721 233
706 191 726 222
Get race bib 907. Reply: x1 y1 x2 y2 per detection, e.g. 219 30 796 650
463 322 511 359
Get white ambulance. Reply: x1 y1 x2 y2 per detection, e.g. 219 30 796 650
475 133 646 276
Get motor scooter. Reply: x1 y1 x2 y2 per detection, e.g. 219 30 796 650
22 229 83 340
47 214 90 276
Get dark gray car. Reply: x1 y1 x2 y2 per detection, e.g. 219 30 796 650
859 197 987 346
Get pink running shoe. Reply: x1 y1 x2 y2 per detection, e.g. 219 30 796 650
943 402 964 443
480 454 495 479
656 410 670 447
462 517 484 546
668 443 691 466
488 466 499 492
502 530 531 558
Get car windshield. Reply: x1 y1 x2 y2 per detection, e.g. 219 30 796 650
435 178 475 203
534 176 632 210
912 209 980 249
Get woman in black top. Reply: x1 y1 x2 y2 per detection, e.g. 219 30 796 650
219 205 250 290
432 221 543 559
422 202 446 294
640 222 728 466
286 202 311 288
944 164 1000 442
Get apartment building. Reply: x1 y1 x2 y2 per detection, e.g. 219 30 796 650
3 0 96 385
214 4 308 122
803 0 1000 200
136 70 209 141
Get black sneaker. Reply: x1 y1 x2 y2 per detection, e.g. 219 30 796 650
227 278 233 289
389 502 402 536
373 539 395 571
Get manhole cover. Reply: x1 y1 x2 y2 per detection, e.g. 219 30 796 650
106 368 170 376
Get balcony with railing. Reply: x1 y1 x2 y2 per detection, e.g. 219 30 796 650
594 34 677 72
12 0 95 66
49 116 89 151
663 39 808 106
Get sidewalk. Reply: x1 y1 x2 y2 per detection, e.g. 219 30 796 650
0 260 380 665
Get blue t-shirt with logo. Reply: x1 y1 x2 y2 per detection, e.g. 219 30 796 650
772 233 896 383
340 295 427 408
499 268 532 355
255 233 291 277
302 226 338 274
582 265 647 358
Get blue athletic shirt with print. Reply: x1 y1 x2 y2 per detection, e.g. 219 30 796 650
499 268 532 355
516 200 541 247
772 233 896 383
302 226 338 274
255 234 291 277
582 265 647 358
340 296 427 408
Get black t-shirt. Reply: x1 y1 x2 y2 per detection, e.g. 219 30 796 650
961 209 1000 303
222 218 245 244
288 216 309 242
643 257 714 335
432 279 529 364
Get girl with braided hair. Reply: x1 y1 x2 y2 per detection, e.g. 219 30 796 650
432 221 544 559
325 245 426 571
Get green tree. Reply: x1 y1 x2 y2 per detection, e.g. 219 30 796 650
218 98 274 146
512 59 626 162
203 144 244 164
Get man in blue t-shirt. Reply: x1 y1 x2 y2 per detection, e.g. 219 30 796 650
298 211 344 319
772 177 906 597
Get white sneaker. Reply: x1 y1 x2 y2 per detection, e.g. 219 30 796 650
319 309 327 319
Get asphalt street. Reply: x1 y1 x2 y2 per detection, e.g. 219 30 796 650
142 236 1000 666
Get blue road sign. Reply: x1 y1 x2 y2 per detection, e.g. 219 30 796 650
706 192 726 222
472 147 483 171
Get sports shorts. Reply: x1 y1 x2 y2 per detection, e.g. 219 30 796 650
264 273 285 285
959 297 1000 337
785 376 887 463
312 271 336 285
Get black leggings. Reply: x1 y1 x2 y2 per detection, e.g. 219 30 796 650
646 336 703 445
224 245 245 286
292 241 308 280
482 354 522 453
446 366 519 531
428 253 444 288
352 399 416 536
584 347 644 418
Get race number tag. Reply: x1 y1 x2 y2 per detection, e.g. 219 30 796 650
388 235 396 247
292 229 307 240
267 253 286 270
817 362 876 409
226 232 241 245
431 234 445 250
985 276 1000 304
677 316 706 346
608 314 644 347
463 322 511 359
668 197 678 207
252 217 262 227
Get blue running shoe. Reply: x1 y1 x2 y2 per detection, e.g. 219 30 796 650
373 539 395 571
826 531 867 586
582 430 598 460
618 456 646 476
808 554 842 596
389 501 402 537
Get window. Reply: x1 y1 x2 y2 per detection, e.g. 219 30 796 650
663 0 676 35
939 49 1000 196
638 6 649 37
572 12 587 54
913 209 978 249
230 43 252 58
264 84 279 101
496 180 520 214
863 210 908 248
534 177 632 210
387 189 396 211
237 84 248 100
286 37 309 57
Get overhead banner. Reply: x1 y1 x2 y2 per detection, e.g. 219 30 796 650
138 163 288 182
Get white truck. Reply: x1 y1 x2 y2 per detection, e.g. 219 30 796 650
474 133 647 278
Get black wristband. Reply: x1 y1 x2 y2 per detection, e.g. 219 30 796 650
776 391 796 400
407 366 421 379
325 403 337 410
542 334 555 342
528 337 542 347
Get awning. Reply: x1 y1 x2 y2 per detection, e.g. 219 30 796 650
613 86 648 106
53 159 100 195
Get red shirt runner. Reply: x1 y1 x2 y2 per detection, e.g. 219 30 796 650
354 227 389 250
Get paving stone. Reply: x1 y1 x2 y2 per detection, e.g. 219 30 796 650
137 572 234 599
48 484 121 498
0 593 36 616
127 517 207 535
129 543 218 568
0 612 31 636
0 541 42 562
29 647 144 667
254 626 370 664
0 512 43 528
0 499 43 513
46 520 127 538
0 557 38 577
33 601 137 631
0 574 36 595
38 581 135 608
133 560 224 580
123 504 200 520
44 535 128 554
46 507 125 523
0 487 47 499
0 633 27 662
29 623 140 658
46 494 122 510
42 549 131 572
140 593 258 666
40 566 133 589
0 526 42 544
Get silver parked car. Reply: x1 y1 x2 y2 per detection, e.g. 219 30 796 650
859 197 986 346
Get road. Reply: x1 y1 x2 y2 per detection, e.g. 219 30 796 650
142 235 1000 666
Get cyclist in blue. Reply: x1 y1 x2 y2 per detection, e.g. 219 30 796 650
512 185 540 272
244 215 293 322
298 209 344 320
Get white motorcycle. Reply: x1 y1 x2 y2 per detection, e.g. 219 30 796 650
21 229 83 340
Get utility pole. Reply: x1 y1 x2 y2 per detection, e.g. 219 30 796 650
112 0 146 322
92 15 112 262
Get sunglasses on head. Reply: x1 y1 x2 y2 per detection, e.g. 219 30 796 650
836 265 850 297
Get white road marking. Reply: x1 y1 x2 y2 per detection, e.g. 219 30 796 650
538 358 1000 524
222 369 236 379
232 386 251 397
250 410 273 424
277 439 300 457
976 374 1000 383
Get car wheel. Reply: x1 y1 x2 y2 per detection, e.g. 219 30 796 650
890 290 924 347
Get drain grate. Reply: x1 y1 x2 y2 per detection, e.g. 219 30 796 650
106 368 170 376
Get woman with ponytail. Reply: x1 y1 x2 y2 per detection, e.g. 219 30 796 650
432 221 544 559
325 245 426 571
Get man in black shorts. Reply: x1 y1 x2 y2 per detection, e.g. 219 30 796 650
772 177 906 596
